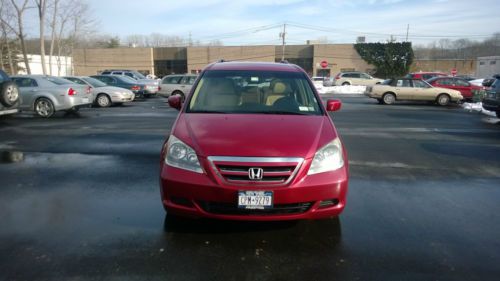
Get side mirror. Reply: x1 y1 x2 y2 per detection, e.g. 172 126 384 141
326 99 342 112
168 95 182 110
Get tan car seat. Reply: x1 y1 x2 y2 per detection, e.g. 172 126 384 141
241 87 261 104
265 81 288 106
205 78 239 108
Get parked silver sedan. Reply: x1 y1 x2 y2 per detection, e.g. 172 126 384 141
11 75 92 117
64 76 135 107
158 74 197 100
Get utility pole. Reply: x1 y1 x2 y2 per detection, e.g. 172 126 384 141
280 23 286 61
405 24 409 42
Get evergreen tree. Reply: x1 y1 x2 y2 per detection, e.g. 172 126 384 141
355 42 414 78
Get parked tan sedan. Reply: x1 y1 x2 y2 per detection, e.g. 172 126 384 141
365 78 463 106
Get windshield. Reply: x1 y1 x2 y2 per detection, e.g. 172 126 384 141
187 70 322 115
131 71 146 79
43 76 74 85
413 79 432 88
82 77 107 87
118 76 139 83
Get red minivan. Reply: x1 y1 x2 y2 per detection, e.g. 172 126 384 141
160 61 349 221
406 72 447 80
427 76 483 101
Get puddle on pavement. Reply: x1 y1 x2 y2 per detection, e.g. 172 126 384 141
0 150 118 167
0 186 162 241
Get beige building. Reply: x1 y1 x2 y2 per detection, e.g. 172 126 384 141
312 44 373 77
411 59 476 76
73 48 154 76
72 44 478 78
187 46 276 73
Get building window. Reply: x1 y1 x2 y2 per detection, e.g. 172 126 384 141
154 60 187 77
490 61 497 65
479 61 485 65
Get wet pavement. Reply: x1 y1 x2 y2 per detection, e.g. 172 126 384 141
1 96 499 280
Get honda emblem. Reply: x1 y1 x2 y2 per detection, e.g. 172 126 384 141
248 167 264 180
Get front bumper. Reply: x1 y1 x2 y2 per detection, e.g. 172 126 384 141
144 89 159 94
0 108 19 116
160 159 348 221
110 93 135 103
482 96 500 112
57 96 92 111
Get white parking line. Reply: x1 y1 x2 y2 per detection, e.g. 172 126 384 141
340 127 499 134
349 160 418 169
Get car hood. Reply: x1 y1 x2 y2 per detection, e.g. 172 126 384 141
137 79 159 85
172 114 338 159
93 86 133 94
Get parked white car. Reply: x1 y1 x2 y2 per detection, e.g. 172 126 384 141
11 75 92 117
469 79 485 87
334 72 383 86
64 76 135 107
158 74 197 100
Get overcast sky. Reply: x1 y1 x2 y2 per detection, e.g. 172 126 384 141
54 0 500 45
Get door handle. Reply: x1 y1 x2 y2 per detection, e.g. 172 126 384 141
31 89 38 92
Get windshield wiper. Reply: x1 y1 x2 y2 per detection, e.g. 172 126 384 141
256 111 309 115
189 110 228 114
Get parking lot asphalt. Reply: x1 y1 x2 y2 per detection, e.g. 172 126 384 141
1 96 499 281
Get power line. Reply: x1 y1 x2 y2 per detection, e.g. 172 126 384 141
196 23 282 41
286 21 493 39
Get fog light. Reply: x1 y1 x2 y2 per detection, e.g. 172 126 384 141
171 197 194 207
319 199 339 208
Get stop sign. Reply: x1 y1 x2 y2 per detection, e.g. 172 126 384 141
320 60 328 68
451 68 457 76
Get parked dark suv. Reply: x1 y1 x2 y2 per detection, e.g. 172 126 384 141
0 69 21 116
482 75 500 118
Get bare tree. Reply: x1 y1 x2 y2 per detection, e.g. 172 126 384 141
0 0 32 74
34 0 48 74
125 34 145 47
47 0 59 75
54 0 72 75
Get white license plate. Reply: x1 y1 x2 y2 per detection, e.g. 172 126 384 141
82 98 89 103
238 191 273 209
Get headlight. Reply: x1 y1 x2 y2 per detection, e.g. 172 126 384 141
164 135 203 173
307 138 344 175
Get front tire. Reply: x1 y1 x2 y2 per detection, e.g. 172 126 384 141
34 98 55 118
382 93 396 105
96 93 111 107
436 94 450 106
172 90 185 102
342 82 350 86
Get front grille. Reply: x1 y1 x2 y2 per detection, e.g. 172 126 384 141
208 156 303 186
198 201 313 215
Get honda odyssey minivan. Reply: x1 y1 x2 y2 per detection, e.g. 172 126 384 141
160 61 349 221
